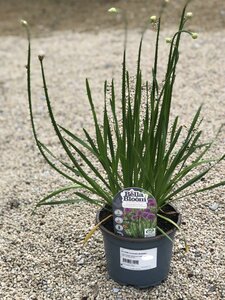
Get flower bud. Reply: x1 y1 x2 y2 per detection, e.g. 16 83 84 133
191 32 198 39
186 12 193 19
38 50 45 61
20 19 28 27
108 7 118 13
165 37 172 43
150 15 157 23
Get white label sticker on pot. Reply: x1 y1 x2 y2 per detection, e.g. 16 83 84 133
120 247 157 271
144 228 156 238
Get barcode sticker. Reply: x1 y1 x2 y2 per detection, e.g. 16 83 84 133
122 258 139 264
120 247 157 271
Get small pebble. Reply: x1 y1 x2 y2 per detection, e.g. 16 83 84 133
208 285 217 292
112 288 120 293
208 203 219 211
9 199 20 209
77 259 84 265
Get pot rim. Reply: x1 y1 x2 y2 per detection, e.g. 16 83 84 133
96 203 181 243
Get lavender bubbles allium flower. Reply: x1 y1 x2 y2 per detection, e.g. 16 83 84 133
146 213 156 221
148 198 156 206
124 208 132 214
143 211 149 219
131 215 138 221
142 211 156 220
136 210 143 217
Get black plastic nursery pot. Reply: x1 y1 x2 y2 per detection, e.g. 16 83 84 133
96 204 181 288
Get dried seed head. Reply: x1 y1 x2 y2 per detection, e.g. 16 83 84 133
166 37 172 43
20 19 28 27
186 12 193 19
108 7 118 13
150 15 157 23
191 32 198 39
38 50 45 61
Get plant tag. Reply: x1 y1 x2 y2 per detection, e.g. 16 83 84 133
120 247 157 270
113 187 157 238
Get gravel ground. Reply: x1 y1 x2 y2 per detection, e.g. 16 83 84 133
1 3 225 300
1 0 225 36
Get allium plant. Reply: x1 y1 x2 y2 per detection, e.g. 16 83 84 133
22 4 224 226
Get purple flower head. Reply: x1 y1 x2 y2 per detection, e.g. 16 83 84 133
143 212 149 219
131 215 138 221
136 210 143 217
148 198 156 207
124 208 132 214
144 208 151 213
146 213 156 221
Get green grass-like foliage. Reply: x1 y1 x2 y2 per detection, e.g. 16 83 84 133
24 3 224 213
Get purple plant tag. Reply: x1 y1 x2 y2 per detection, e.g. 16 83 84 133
113 187 157 238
